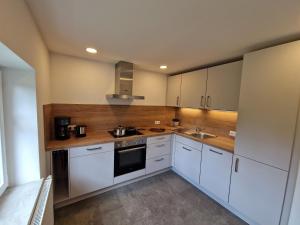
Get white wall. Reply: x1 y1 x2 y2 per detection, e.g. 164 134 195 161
50 53 167 105
289 160 300 225
0 0 51 178
2 68 39 186
281 98 300 225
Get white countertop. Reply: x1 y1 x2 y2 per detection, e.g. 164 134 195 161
0 179 43 225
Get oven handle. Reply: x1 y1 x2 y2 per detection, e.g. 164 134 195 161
118 146 146 154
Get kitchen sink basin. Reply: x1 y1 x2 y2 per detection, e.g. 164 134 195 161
189 132 217 139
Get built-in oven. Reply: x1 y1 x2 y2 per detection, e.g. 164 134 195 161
114 137 147 177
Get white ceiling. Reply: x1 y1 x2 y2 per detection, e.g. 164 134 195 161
26 0 300 74
0 42 33 70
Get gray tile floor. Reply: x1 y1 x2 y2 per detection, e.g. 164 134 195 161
55 171 248 225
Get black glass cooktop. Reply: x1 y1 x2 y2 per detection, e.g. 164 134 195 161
108 130 143 138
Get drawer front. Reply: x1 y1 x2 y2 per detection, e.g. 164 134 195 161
70 142 114 158
147 141 171 159
175 134 203 150
147 135 171 145
146 154 171 174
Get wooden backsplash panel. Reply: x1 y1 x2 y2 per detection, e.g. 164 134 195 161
43 104 237 144
176 108 238 137
44 104 176 142
43 104 53 144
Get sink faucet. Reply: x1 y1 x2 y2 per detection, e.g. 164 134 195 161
195 127 204 133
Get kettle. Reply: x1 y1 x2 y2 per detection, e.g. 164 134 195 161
75 125 87 137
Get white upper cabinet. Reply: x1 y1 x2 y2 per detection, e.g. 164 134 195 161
180 69 207 108
200 145 233 202
235 41 300 171
230 156 288 225
206 61 242 111
166 74 182 107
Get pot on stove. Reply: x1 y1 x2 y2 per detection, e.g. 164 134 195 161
114 125 126 137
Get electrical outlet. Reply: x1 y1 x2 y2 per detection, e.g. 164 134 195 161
229 130 236 137
154 120 161 125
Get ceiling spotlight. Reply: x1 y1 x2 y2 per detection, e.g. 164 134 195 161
86 47 98 54
160 65 168 70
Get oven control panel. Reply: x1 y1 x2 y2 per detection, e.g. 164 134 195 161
115 137 147 149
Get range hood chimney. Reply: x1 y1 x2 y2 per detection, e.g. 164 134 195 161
106 61 145 100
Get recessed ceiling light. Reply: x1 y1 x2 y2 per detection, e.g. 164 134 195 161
86 47 97 54
160 65 167 70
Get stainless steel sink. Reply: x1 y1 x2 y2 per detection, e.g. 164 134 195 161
189 132 217 139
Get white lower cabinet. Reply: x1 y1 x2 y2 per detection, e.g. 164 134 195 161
174 142 202 184
146 154 171 174
69 144 114 198
229 155 288 225
146 141 171 159
200 145 232 202
146 135 172 175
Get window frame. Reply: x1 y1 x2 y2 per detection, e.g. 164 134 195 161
0 70 8 196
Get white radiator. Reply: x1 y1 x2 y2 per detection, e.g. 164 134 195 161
30 176 54 225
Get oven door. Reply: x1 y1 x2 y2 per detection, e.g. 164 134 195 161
114 144 146 177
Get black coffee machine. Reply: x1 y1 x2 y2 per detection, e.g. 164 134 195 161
54 117 70 140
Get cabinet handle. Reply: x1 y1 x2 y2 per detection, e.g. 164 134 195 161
86 147 102 151
155 158 164 162
200 96 204 107
182 146 192 152
176 96 180 106
206 96 211 108
209 149 223 155
234 158 239 172
156 137 165 140
156 144 165 148
119 146 145 154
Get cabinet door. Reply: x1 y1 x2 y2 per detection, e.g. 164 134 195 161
206 61 242 111
181 69 207 108
200 145 232 202
166 74 182 107
174 142 201 184
230 156 288 225
70 151 114 198
235 41 300 171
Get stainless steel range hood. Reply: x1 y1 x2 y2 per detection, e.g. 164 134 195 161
106 61 145 100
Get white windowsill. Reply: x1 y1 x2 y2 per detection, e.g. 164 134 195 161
0 179 43 225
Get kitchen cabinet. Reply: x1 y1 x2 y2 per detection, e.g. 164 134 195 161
175 135 203 150
147 135 171 145
146 154 171 174
235 41 300 171
146 135 171 174
206 61 242 111
167 61 242 110
166 74 182 107
69 143 114 198
200 145 232 202
146 141 171 159
230 156 288 225
180 69 207 108
174 142 202 184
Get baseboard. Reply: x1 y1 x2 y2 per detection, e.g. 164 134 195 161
171 168 259 225
54 168 170 209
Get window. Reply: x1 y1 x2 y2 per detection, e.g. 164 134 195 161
0 70 8 196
